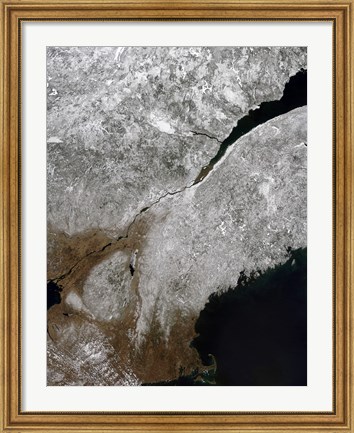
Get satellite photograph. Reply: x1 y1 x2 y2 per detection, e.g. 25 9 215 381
47 46 307 386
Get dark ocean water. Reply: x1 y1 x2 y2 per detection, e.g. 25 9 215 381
194 68 307 183
192 248 307 386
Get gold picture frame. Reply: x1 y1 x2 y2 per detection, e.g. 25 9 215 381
0 1 353 431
